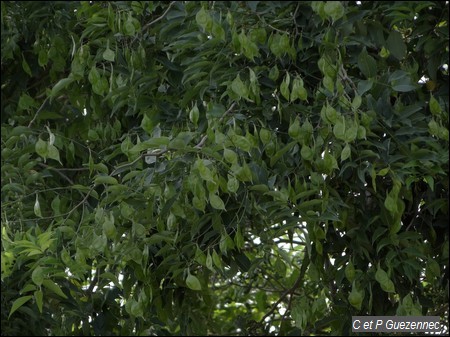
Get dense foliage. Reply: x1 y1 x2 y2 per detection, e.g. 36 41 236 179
1 1 448 335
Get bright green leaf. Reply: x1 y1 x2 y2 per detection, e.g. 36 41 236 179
34 290 44 314
32 266 44 286
341 143 351 161
209 193 226 210
8 296 33 319
34 195 43 218
186 273 202 291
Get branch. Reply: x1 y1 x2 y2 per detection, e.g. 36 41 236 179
8 187 94 223
28 96 50 128
86 267 100 295
259 249 310 324
38 162 74 185
111 102 237 174
133 1 176 43
194 101 237 149
110 148 168 176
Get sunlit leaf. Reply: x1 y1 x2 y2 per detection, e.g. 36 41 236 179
8 296 33 319
186 273 202 291
34 195 43 218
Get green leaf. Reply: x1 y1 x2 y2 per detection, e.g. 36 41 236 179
212 249 223 270
223 148 238 164
232 135 252 152
51 77 74 99
103 214 116 239
42 279 68 299
259 128 271 144
323 152 338 174
189 104 200 126
227 175 239 193
357 79 373 95
348 282 364 310
22 55 32 76
423 175 434 192
94 175 118 185
47 144 62 164
35 138 49 160
344 122 358 143
352 95 362 110
269 65 279 81
231 75 249 99
333 119 346 140
212 22 225 41
8 296 33 319
357 125 366 139
34 195 43 218
341 143 351 161
239 31 260 60
103 47 115 62
186 273 202 291
234 228 244 250
378 167 390 176
386 31 406 60
429 95 441 116
358 48 377 79
235 163 253 182
124 16 136 36
206 251 214 272
34 290 44 314
32 266 44 286
197 160 215 183
325 104 339 124
88 67 100 85
38 49 48 67
18 94 37 110
88 129 100 141
288 117 301 139
280 73 290 101
384 190 398 214
323 75 334 92
375 266 395 293
426 259 440 279
345 261 356 282
20 284 37 294
250 27 267 44
209 193 226 210
196 7 211 30
391 77 418 92
301 145 314 161
270 33 290 58
141 114 156 135
324 1 345 23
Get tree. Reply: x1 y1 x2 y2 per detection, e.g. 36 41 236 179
1 1 448 335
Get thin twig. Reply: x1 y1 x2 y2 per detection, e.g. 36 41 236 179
111 101 237 174
194 101 237 149
110 148 168 176
28 96 50 128
338 64 358 97
259 249 310 324
293 3 301 36
133 1 176 43
256 12 290 35
63 186 94 225
50 167 89 172
4 187 94 223
38 163 74 185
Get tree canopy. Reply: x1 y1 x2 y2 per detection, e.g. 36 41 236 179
1 1 449 335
